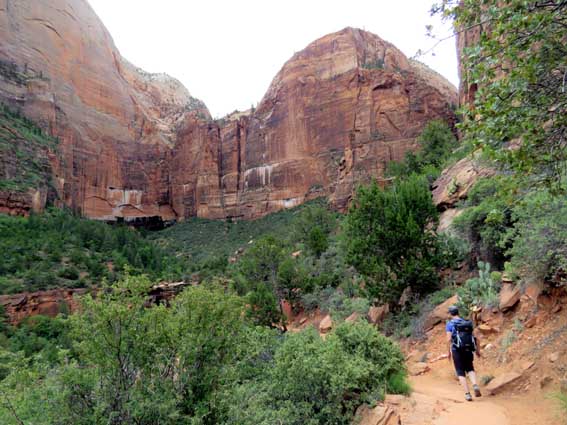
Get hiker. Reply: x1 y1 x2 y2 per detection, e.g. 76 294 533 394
446 305 482 401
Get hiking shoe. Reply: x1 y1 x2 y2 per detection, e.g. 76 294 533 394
465 392 473 402
473 385 482 397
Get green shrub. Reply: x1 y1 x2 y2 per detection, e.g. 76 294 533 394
505 191 567 285
300 287 370 320
58 266 80 281
386 120 457 181
453 177 516 267
344 175 440 303
0 208 185 294
293 204 336 257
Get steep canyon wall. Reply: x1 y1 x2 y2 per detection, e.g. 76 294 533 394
0 0 458 221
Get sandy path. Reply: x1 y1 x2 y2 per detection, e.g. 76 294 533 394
411 372 509 425
405 361 560 425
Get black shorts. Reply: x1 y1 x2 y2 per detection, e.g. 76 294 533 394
452 349 474 377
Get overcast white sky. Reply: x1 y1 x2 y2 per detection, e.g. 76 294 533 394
87 0 459 118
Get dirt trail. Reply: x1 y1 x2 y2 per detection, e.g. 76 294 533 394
406 361 560 425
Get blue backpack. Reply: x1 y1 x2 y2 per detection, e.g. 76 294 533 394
451 318 476 352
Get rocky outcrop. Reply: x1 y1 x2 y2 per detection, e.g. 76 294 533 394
0 0 458 221
0 288 87 324
485 372 523 395
499 283 521 312
424 294 458 331
432 156 495 211
0 281 193 324
0 188 46 215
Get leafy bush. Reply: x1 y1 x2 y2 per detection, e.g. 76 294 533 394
300 287 370 320
435 0 567 189
457 262 501 317
344 175 440 303
386 120 457 181
453 177 516 267
505 191 567 285
0 276 408 425
223 321 408 425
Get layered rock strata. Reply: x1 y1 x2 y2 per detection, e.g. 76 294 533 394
0 0 458 221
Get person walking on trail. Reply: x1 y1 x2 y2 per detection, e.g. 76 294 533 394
446 305 482 401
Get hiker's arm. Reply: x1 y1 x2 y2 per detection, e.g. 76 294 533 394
446 331 452 359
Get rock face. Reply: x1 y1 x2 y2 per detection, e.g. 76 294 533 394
0 0 207 221
0 0 458 221
0 288 88 324
201 29 458 219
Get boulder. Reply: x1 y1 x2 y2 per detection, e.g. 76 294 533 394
548 352 560 363
540 376 553 389
485 372 523 395
432 157 495 210
354 403 401 425
478 324 498 334
499 283 521 311
408 362 430 376
424 295 458 330
368 304 390 325
345 312 360 323
319 315 333 333
524 282 543 303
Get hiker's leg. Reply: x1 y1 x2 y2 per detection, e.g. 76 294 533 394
458 376 470 393
468 371 478 386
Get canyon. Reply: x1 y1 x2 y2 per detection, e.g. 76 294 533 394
0 0 458 222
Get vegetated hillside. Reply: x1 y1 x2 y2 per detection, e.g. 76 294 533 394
149 198 334 265
0 209 184 294
0 104 60 215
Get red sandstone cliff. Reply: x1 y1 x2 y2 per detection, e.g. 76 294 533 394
0 0 458 221
0 0 208 220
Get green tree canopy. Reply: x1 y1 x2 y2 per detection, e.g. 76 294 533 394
344 175 440 303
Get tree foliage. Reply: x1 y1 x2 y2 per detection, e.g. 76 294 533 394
0 276 409 425
433 0 567 189
344 175 440 303
387 120 458 181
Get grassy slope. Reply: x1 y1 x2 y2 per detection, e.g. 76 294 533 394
149 198 330 264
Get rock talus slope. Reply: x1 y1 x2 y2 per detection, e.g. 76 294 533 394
0 0 458 221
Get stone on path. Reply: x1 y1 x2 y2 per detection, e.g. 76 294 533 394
408 362 430 376
485 372 523 395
